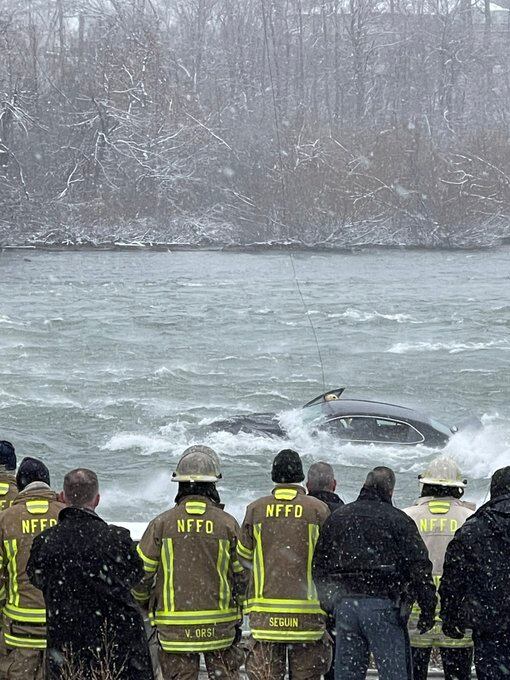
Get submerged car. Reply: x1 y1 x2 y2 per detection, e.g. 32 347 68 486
209 388 478 447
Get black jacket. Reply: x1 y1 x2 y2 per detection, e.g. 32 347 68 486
27 507 153 680
440 493 510 633
309 490 344 514
313 487 436 618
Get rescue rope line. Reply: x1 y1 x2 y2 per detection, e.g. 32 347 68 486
289 253 326 392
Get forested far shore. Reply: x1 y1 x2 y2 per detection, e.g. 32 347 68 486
1 0 510 248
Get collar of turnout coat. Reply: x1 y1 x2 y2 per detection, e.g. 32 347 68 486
12 484 58 506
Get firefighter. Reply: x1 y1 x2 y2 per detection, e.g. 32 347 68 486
0 457 64 679
405 455 475 680
0 443 17 512
133 445 245 680
238 449 332 680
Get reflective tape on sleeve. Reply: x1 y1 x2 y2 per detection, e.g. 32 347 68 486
236 541 253 560
137 545 159 573
4 603 46 623
4 633 46 649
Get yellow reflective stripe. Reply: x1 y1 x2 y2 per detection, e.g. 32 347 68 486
251 629 324 642
236 541 253 560
4 540 19 607
307 524 320 601
4 603 46 623
159 637 234 652
245 598 324 615
253 524 265 600
0 483 9 496
233 559 244 574
162 538 175 612
137 545 159 573
26 500 49 515
0 585 5 601
4 633 46 649
151 609 238 625
428 501 451 515
132 588 150 603
217 539 231 611
274 488 298 501
185 501 207 515
246 597 322 607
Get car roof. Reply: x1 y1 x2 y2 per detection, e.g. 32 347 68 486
323 398 435 424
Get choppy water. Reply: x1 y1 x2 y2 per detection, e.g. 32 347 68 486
0 249 509 522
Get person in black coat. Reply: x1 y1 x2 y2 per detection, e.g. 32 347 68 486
313 466 436 680
440 466 510 680
27 468 154 680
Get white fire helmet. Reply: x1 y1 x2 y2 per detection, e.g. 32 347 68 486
172 445 222 483
419 455 467 488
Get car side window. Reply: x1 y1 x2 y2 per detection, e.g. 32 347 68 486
324 417 375 441
324 416 424 444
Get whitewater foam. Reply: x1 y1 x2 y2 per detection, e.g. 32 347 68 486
102 433 172 455
388 340 509 354
328 308 419 323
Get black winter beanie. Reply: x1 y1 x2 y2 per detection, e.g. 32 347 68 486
490 466 510 500
271 449 304 484
0 441 16 471
16 457 50 491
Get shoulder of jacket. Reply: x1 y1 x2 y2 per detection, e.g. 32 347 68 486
391 505 418 526
214 507 239 528
246 495 274 511
144 507 179 532
107 523 133 541
304 494 330 514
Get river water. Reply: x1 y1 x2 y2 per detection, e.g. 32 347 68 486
0 249 509 523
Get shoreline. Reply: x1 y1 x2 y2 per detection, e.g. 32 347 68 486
1 240 508 254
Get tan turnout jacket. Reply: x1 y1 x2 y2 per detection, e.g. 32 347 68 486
0 483 65 649
0 472 18 512
405 496 475 648
238 484 330 643
133 495 244 653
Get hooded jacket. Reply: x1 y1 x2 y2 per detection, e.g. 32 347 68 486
440 493 510 633
313 486 436 620
27 507 153 680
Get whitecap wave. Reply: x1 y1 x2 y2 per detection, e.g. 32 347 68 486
328 308 418 323
101 433 171 455
388 340 509 354
0 315 26 327
444 413 510 480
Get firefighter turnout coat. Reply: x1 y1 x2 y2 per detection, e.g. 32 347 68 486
238 485 330 643
404 496 475 648
133 495 244 654
0 472 17 513
0 483 64 649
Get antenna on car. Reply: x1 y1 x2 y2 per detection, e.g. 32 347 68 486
289 253 326 392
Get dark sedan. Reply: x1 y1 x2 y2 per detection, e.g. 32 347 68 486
209 388 477 447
